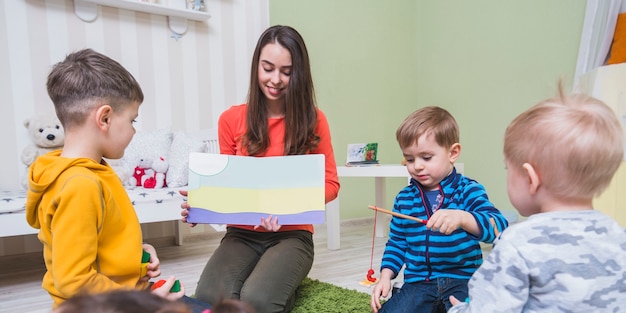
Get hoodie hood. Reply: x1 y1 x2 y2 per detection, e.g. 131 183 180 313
25 150 116 229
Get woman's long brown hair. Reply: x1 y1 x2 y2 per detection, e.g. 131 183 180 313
244 25 320 156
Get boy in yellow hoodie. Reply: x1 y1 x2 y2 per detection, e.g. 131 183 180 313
25 49 184 308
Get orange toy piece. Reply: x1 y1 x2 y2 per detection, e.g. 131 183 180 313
359 268 378 287
367 268 377 282
151 279 181 292
151 279 166 290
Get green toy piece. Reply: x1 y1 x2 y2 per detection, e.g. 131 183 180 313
170 279 181 292
142 251 151 263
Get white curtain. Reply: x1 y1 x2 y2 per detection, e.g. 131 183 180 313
574 0 624 85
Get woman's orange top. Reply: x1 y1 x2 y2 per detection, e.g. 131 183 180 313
217 104 340 233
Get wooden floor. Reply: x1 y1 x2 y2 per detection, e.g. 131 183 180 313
0 218 401 313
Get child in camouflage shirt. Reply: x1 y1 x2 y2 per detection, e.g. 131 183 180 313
449 85 626 312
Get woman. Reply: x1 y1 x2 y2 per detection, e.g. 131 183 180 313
181 25 340 313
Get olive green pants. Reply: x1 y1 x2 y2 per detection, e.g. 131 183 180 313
194 227 314 313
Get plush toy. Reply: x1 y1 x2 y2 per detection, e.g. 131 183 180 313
21 115 65 167
129 158 154 187
20 115 65 189
143 157 168 189
105 158 133 185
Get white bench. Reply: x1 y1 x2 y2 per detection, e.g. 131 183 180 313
0 188 185 240
0 129 220 245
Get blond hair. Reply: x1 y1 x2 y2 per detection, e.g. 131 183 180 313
396 106 459 150
504 85 623 199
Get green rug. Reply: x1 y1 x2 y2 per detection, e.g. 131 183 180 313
293 277 372 313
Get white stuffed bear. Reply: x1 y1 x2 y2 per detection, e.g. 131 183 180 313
143 157 168 189
128 158 154 187
21 115 65 167
105 158 133 186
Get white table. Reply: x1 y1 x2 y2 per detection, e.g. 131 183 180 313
325 165 409 250
325 163 464 250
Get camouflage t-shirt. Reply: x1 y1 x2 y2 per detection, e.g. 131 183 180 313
448 210 626 313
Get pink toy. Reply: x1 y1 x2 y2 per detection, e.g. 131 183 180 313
129 158 154 187
143 157 168 189
132 166 146 186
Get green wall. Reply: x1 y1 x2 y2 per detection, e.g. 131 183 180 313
270 0 587 220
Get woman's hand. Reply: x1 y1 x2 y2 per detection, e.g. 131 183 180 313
254 215 281 232
179 190 197 227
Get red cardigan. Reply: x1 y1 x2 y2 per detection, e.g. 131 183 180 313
217 104 340 233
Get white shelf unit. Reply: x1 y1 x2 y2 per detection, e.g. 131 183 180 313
74 0 210 36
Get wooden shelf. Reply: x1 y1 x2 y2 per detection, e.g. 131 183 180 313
74 0 210 36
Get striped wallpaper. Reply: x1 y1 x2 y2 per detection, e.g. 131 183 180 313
0 0 269 255
0 0 269 190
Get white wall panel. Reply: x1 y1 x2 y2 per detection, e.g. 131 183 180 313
0 0 269 255
1 0 269 190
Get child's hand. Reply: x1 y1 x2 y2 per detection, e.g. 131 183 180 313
255 215 281 232
450 295 462 306
370 270 392 313
179 190 197 227
141 244 161 281
427 210 477 235
151 276 185 301
370 280 390 313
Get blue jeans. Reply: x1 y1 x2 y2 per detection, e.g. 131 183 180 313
180 295 211 313
379 278 468 313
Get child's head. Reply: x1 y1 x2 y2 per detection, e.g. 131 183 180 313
397 106 461 190
504 85 623 204
47 48 144 130
396 106 459 150
53 290 190 313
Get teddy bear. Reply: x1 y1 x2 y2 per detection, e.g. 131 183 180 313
21 115 65 167
105 157 133 185
128 158 155 187
143 157 168 189
21 115 65 189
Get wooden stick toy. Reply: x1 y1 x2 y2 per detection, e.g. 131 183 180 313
367 205 428 225
489 217 500 237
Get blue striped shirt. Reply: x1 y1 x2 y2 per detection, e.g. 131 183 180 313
381 167 508 283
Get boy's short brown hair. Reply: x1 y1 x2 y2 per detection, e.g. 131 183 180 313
396 106 460 150
504 87 623 199
47 49 143 130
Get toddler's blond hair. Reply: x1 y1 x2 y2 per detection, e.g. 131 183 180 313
504 85 623 199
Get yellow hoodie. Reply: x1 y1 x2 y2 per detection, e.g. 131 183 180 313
25 150 148 307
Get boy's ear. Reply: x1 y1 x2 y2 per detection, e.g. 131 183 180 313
448 143 461 163
522 163 540 194
95 105 113 130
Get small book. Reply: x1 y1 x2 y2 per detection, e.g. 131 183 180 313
346 143 379 166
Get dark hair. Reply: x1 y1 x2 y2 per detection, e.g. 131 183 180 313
53 290 190 313
47 48 144 129
244 25 319 156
